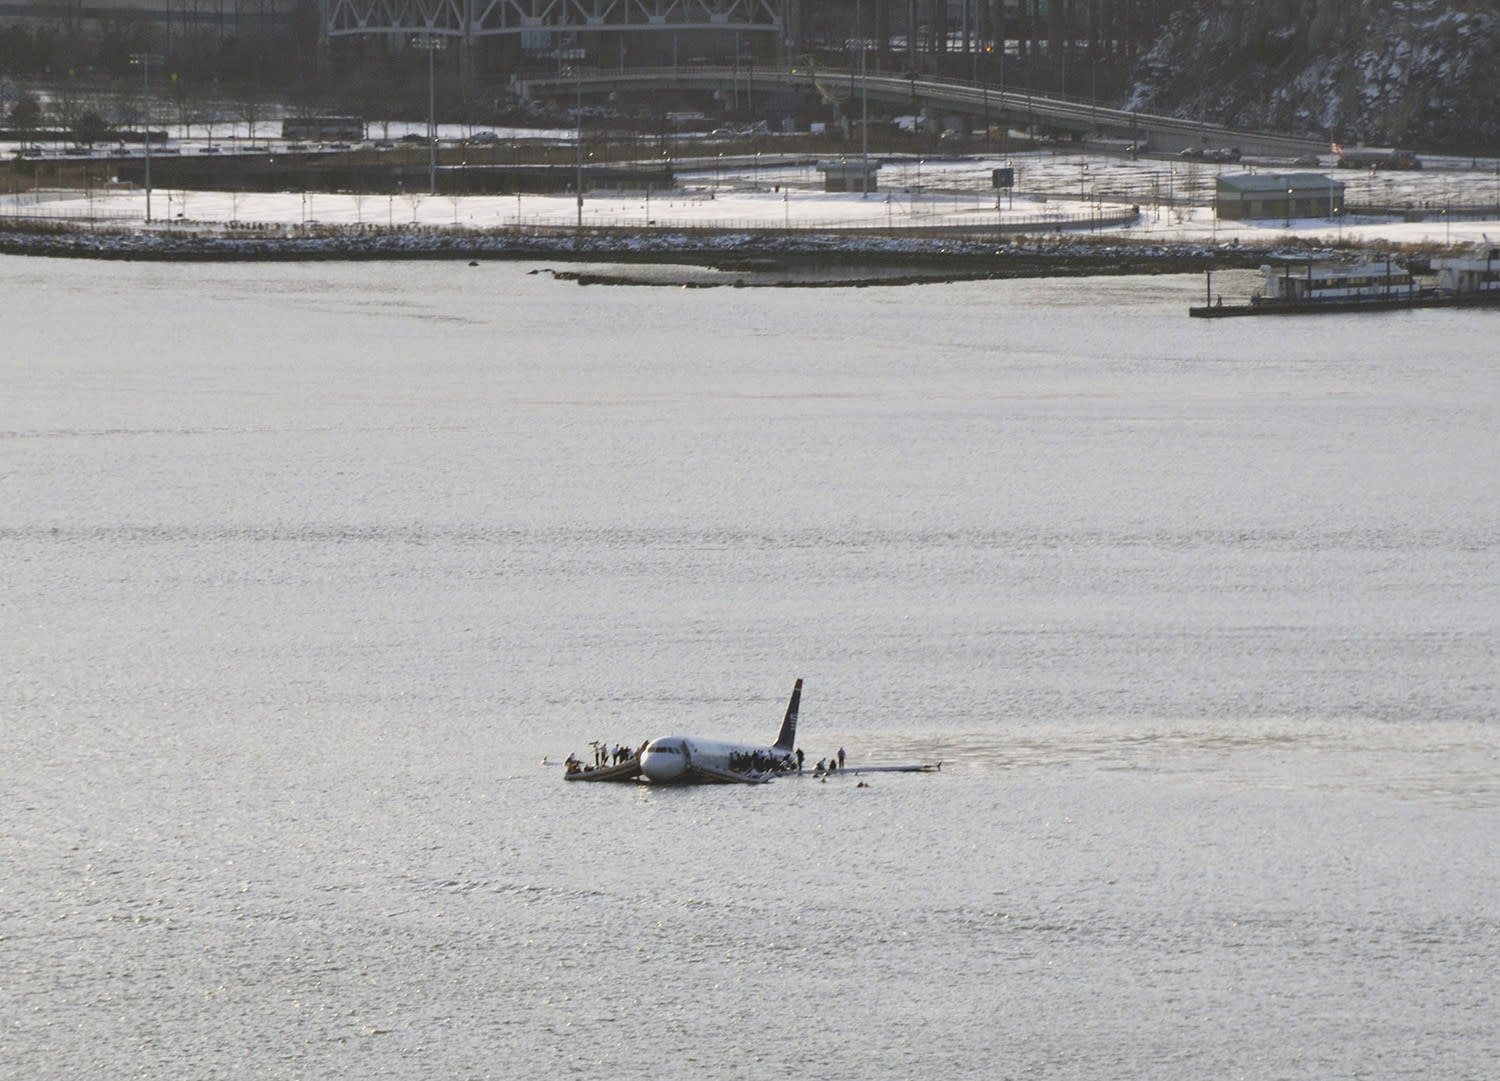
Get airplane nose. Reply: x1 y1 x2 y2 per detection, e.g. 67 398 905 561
640 750 687 782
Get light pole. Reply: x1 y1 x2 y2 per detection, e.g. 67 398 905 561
129 52 160 223
575 66 583 229
412 33 446 196
857 0 869 196
512 142 521 225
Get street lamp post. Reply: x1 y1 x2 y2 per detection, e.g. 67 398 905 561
412 33 446 196
129 52 160 223
428 40 436 194
854 0 869 196
512 142 521 225
575 66 584 229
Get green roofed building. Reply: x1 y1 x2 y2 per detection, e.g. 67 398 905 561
1215 173 1345 221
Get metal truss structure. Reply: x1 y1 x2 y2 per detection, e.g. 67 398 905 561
320 0 787 40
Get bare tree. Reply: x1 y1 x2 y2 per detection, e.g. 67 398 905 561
112 94 141 133
9 92 42 149
236 97 265 148
52 78 86 135
171 70 193 141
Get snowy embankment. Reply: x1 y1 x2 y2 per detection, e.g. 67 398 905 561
6 147 1496 269
0 218 1268 277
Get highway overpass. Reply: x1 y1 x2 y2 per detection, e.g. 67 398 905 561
516 66 1324 160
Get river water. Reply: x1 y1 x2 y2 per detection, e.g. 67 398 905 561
3 256 1498 1080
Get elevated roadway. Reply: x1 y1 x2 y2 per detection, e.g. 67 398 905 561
516 67 1324 159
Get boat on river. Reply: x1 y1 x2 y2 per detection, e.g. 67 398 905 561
1433 244 1500 298
1190 259 1438 317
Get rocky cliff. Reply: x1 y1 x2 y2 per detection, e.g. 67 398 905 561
1125 0 1500 152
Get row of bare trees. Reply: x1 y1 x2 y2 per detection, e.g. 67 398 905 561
2 76 282 148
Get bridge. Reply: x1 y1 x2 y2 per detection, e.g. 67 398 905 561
320 0 785 40
515 66 1324 159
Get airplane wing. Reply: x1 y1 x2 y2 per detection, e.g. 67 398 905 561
687 763 774 785
564 760 643 782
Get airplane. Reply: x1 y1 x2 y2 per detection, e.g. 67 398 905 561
562 678 940 784
638 678 803 784
564 679 802 785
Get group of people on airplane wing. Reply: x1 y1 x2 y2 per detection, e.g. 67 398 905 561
812 747 847 775
564 740 646 774
727 749 796 774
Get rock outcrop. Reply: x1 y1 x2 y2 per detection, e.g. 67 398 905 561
1126 0 1500 151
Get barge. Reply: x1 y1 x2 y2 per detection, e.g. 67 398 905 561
1190 252 1500 317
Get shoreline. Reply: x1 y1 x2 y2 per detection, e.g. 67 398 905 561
0 219 1276 281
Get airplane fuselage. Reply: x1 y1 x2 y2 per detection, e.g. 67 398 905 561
633 679 803 785
639 736 797 783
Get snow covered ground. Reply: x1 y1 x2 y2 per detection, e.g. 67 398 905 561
6 130 1500 250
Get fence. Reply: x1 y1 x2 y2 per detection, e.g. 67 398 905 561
1 196 1138 238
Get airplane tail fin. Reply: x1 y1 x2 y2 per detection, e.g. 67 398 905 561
774 678 803 751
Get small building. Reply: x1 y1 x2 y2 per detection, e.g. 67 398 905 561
1215 173 1344 221
816 159 880 193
